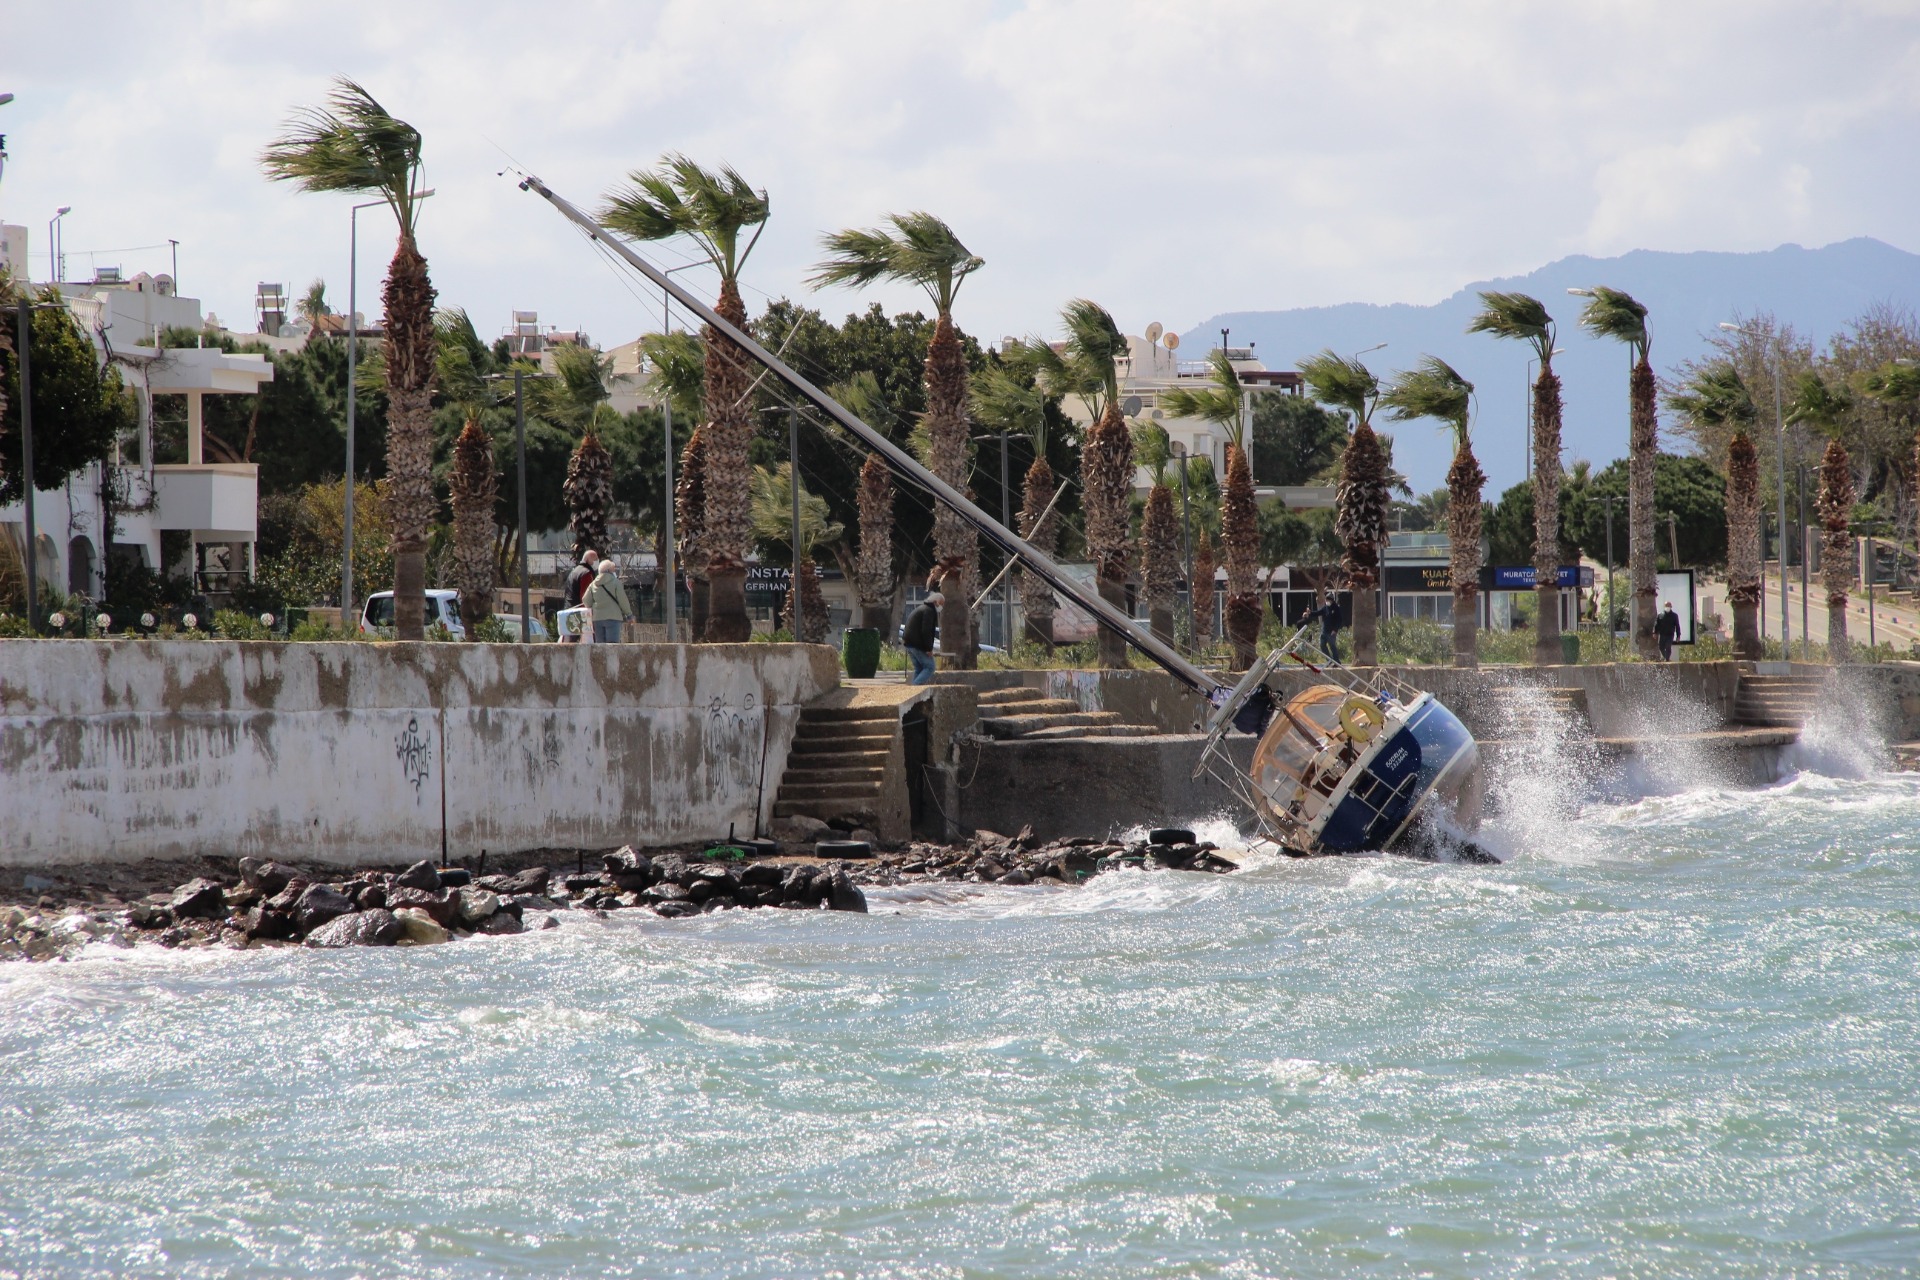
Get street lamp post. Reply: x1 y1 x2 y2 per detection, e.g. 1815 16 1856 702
342 188 433 629
49 206 69 283
655 260 702 642
1172 440 1193 645
1722 321 1789 655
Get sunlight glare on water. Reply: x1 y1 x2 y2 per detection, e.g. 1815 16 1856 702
3 770 1918 1277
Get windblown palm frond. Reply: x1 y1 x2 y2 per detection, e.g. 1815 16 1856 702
1132 420 1174 486
1060 299 1127 410
533 343 616 433
1160 348 1247 444
640 330 705 422
433 307 496 415
749 462 843 560
1575 286 1648 360
972 359 1050 455
1299 349 1381 426
261 78 426 235
298 279 328 327
1380 356 1472 439
1786 370 1853 437
809 211 982 316
598 154 769 281
1467 290 1555 367
1665 361 1757 431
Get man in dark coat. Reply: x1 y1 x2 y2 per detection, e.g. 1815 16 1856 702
1305 596 1344 663
902 591 942 685
1656 601 1682 661
565 549 600 609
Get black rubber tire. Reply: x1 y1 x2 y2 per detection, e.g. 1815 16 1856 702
737 838 778 858
1147 827 1195 847
435 867 472 888
814 840 873 860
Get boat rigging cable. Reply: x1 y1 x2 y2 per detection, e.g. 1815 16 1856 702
516 171 1227 700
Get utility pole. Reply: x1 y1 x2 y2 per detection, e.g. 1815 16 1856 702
1798 464 1810 661
1174 441 1193 645
999 431 1012 652
16 299 38 632
514 368 530 638
789 407 803 635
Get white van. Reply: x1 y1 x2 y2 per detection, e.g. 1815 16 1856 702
359 589 466 639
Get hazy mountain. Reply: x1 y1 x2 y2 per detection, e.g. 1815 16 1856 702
1183 237 1920 496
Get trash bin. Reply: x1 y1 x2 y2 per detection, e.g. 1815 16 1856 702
1560 633 1581 665
843 627 881 679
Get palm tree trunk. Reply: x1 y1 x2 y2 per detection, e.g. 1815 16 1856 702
1142 482 1179 646
1221 443 1261 670
382 237 438 641
1628 356 1660 659
1081 402 1134 669
925 312 976 667
1447 437 1486 668
1818 438 1855 663
448 419 498 636
563 431 612 560
1531 369 1564 665
1191 529 1215 651
676 426 708 642
855 454 895 633
1336 423 1391 667
1726 432 1762 659
1019 455 1057 650
701 279 755 642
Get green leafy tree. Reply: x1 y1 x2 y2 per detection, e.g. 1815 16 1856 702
0 285 135 505
974 345 1064 648
1383 356 1483 667
601 155 770 642
1666 362 1760 655
1791 371 1856 660
1574 286 1659 657
750 461 843 643
1252 392 1347 487
263 78 438 639
1162 348 1263 668
1470 291 1565 664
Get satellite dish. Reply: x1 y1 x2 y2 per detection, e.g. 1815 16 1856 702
1144 321 1164 344
1164 332 1180 350
1122 395 1143 416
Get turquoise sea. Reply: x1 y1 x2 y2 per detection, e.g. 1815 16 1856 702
2 764 1918 1277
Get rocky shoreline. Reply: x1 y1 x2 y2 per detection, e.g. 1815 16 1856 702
0 828 1238 962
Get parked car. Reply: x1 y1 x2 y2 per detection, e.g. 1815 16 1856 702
359 589 466 639
493 612 550 642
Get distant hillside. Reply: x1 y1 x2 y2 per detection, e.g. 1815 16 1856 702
1185 238 1920 495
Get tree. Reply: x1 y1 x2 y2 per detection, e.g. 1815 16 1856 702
1300 350 1388 665
676 428 709 636
811 212 984 665
750 461 843 643
1252 392 1347 487
601 155 770 642
1133 422 1180 644
297 279 329 331
1469 291 1564 664
854 454 895 633
0 284 135 506
973 346 1060 648
564 432 613 561
1575 286 1659 658
1383 356 1483 667
1864 360 1920 559
435 308 502 627
1791 371 1856 661
1666 362 1760 656
263 78 437 639
1162 348 1262 668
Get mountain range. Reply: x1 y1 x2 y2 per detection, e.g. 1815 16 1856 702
1183 237 1920 496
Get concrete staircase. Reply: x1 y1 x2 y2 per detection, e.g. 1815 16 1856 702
1733 673 1826 727
974 686 1158 740
773 704 896 825
1487 685 1592 739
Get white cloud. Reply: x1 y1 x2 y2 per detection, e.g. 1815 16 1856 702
0 0 1915 348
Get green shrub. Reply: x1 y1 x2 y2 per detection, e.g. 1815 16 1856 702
0 614 34 638
212 610 270 640
470 615 513 644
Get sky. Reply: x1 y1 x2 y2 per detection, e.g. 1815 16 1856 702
4 0 1919 479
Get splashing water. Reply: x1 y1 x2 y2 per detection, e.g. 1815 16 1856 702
3 755 1917 1277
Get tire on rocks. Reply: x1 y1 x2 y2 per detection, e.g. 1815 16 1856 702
815 840 872 860
1148 828 1195 847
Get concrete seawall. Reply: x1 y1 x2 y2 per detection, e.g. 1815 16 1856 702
0 640 840 867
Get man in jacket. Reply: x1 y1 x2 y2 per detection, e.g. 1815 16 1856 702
1305 596 1343 663
584 559 632 644
1656 601 1682 662
565 549 599 610
902 591 941 685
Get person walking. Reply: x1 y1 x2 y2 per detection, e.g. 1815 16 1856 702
585 558 633 644
1655 600 1682 662
1305 595 1344 663
565 549 600 609
902 590 942 686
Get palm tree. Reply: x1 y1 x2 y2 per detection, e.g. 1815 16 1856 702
563 432 613 561
1383 357 1482 667
1790 371 1856 661
972 346 1059 649
825 370 901 634
435 308 501 630
750 462 844 644
811 213 984 665
297 279 330 333
1162 348 1263 668
1574 286 1658 659
263 78 437 639
676 428 709 637
1299 350 1389 665
601 155 770 642
1666 362 1761 657
1469 291 1564 664
1133 422 1181 644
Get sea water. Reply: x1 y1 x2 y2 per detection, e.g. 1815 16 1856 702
2 768 1918 1277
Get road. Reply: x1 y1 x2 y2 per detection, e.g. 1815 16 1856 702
1754 566 1920 653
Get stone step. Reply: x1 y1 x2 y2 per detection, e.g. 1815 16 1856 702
782 765 886 786
1018 723 1160 740
776 780 885 802
979 698 1083 718
773 797 883 821
792 721 895 743
978 686 1047 706
800 705 900 723
787 741 890 764
979 710 1129 739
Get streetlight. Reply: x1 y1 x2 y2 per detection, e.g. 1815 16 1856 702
485 366 554 641
653 259 704 642
973 429 1017 651
49 207 69 283
1171 439 1194 646
341 188 434 628
1722 321 1788 656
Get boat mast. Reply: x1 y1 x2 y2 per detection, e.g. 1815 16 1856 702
518 172 1225 699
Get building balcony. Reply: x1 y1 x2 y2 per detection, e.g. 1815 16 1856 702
151 463 258 538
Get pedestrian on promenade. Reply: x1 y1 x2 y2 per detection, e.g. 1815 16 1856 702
565 550 599 608
585 559 633 644
1656 600 1681 662
903 591 942 685
1305 596 1344 663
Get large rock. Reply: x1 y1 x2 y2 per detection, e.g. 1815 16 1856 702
386 886 459 927
265 880 311 913
239 858 301 897
305 909 403 948
455 888 501 927
393 860 442 891
476 911 525 936
243 906 300 940
481 866 552 896
392 907 450 945
740 863 786 888
828 870 869 913
603 849 656 893
293 884 355 934
169 878 228 920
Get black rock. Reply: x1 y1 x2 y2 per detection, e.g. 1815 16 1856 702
740 863 786 888
244 906 300 940
265 879 310 913
780 866 824 904
998 869 1033 886
305 908 403 948
238 859 301 896
436 867 472 889
129 901 173 929
701 895 737 912
293 884 355 933
354 882 388 910
503 894 560 915
533 914 560 930
653 900 700 918
646 882 691 903
393 860 441 891
495 866 551 896
686 879 717 903
386 886 459 926
828 871 868 913
561 873 601 895
169 878 228 920
734 884 779 908
477 911 525 935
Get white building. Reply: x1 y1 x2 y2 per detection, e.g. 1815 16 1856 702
2 267 272 605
